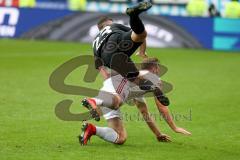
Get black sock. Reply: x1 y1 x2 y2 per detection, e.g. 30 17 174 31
129 14 145 34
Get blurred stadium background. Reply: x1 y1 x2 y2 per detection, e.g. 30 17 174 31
1 1 240 160
0 0 240 50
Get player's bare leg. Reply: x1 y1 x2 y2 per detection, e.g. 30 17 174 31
125 3 170 107
126 1 152 42
81 93 122 121
107 117 127 144
126 1 153 90
79 96 126 145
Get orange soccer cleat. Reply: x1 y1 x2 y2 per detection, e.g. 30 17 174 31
79 123 96 145
82 98 101 121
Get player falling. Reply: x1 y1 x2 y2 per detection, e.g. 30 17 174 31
79 58 191 145
91 1 170 117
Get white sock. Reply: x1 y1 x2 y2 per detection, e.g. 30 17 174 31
96 126 119 143
93 98 103 106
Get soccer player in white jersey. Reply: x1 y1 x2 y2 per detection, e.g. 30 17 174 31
79 58 191 145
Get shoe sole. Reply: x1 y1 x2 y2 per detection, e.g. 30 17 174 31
82 99 100 121
126 2 152 15
78 123 89 145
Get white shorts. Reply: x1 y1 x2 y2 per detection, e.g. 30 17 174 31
99 78 123 120
99 78 146 120
100 77 129 101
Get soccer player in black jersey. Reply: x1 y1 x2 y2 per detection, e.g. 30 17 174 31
93 2 151 81
85 1 170 120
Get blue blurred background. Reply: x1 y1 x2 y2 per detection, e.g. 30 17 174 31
0 0 240 51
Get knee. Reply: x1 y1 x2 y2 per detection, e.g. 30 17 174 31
112 95 122 109
136 30 147 38
131 31 147 42
140 31 147 39
116 139 126 145
115 132 127 145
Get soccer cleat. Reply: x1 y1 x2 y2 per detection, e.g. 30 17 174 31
153 88 170 106
139 79 156 92
82 98 101 121
126 1 152 16
78 123 96 145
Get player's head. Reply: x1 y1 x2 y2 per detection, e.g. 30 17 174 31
141 57 160 75
97 16 113 31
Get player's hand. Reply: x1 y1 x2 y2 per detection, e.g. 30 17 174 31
136 52 148 58
157 134 171 142
174 127 191 135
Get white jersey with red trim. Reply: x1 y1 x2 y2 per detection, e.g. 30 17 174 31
100 70 162 103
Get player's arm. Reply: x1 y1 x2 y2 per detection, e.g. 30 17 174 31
94 56 110 80
154 98 191 135
98 66 110 80
134 99 171 142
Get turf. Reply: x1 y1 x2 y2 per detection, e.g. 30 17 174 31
0 39 240 160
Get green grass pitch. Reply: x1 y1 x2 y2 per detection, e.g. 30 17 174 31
0 39 240 160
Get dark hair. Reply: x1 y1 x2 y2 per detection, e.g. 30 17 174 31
97 16 113 30
141 57 160 70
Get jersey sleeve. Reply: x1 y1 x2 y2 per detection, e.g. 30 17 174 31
113 23 131 32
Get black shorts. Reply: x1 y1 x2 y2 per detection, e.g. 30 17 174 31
100 31 142 80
